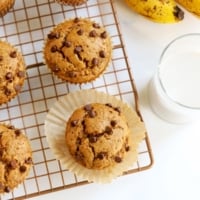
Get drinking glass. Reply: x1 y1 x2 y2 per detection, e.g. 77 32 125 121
148 33 200 123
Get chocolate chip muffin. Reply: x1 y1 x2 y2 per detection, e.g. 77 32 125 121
0 0 15 17
0 124 32 194
45 89 146 183
55 0 88 6
65 103 131 170
43 18 112 84
0 40 26 105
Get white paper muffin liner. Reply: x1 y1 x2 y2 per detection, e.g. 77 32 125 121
44 89 146 183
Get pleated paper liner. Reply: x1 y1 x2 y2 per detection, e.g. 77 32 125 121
44 89 146 183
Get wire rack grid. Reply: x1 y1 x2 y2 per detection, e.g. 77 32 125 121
0 0 153 199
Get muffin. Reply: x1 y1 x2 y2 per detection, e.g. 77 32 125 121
0 0 15 17
43 18 112 84
45 89 146 183
0 40 26 105
66 103 132 170
0 124 33 194
55 0 87 6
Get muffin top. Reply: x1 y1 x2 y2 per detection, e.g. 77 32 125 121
65 103 131 170
43 18 112 83
0 124 32 194
0 40 26 105
0 0 15 17
55 0 88 6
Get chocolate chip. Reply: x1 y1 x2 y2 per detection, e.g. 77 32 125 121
89 135 97 143
51 65 60 73
17 71 25 78
25 157 32 164
63 41 71 48
74 17 80 23
125 145 130 152
115 156 122 163
105 126 112 134
5 72 13 80
97 152 106 160
65 57 71 64
75 152 84 161
83 58 89 68
89 30 97 37
9 159 17 169
88 110 96 118
68 71 77 78
71 120 79 127
4 186 10 193
76 137 81 145
0 56 3 61
77 29 84 35
74 46 82 54
15 129 21 136
111 120 117 127
51 45 57 52
100 31 107 39
105 103 112 108
14 84 21 92
4 88 11 96
84 104 92 111
8 125 15 129
48 32 60 39
48 33 54 39
99 50 106 58
10 51 17 58
93 23 100 29
92 58 99 66
74 50 82 61
0 148 4 157
19 165 27 173
81 120 86 129
114 107 121 113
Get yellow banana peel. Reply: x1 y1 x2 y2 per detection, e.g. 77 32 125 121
176 0 200 16
125 0 184 23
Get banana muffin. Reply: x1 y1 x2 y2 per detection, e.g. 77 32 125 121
55 0 88 6
43 18 112 84
0 124 32 194
0 0 15 17
45 89 146 183
0 40 26 105
65 103 131 170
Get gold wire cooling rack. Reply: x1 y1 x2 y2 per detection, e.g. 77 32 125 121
0 0 153 199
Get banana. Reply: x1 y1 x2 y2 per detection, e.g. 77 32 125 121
176 0 200 16
125 0 184 23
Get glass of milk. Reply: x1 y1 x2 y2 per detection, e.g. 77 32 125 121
148 33 200 123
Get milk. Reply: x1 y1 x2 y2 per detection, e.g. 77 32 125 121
149 51 200 123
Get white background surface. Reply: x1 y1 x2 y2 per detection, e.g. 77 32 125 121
28 1 200 199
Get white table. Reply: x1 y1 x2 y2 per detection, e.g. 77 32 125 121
28 1 200 199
